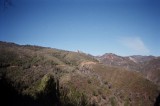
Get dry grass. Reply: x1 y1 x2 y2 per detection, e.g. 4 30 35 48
0 41 159 106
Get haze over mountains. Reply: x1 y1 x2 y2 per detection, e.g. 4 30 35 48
0 41 160 106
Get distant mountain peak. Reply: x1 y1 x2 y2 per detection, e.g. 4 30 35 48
103 53 117 56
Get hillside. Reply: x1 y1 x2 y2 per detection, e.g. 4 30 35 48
0 41 159 106
96 53 155 71
96 53 160 86
142 57 160 86
96 53 142 71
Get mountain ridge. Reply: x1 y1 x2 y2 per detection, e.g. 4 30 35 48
0 41 159 106
96 52 160 86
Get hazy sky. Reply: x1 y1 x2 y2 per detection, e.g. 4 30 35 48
0 0 160 56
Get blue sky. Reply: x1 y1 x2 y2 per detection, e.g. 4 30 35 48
0 0 160 56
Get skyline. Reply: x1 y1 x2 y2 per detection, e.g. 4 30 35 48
0 0 160 56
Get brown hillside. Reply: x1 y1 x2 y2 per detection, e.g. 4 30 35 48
0 41 159 106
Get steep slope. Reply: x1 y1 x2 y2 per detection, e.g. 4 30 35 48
143 57 160 86
96 53 160 86
130 55 155 63
0 41 159 106
73 62 159 106
0 41 97 106
96 53 156 71
96 53 141 71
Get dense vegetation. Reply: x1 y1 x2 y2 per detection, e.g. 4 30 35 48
0 41 159 106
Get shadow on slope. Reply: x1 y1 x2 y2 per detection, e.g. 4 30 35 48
154 93 160 106
0 76 60 106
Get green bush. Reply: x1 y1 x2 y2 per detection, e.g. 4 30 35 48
60 87 89 106
93 91 98 96
87 79 92 84
110 97 116 106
